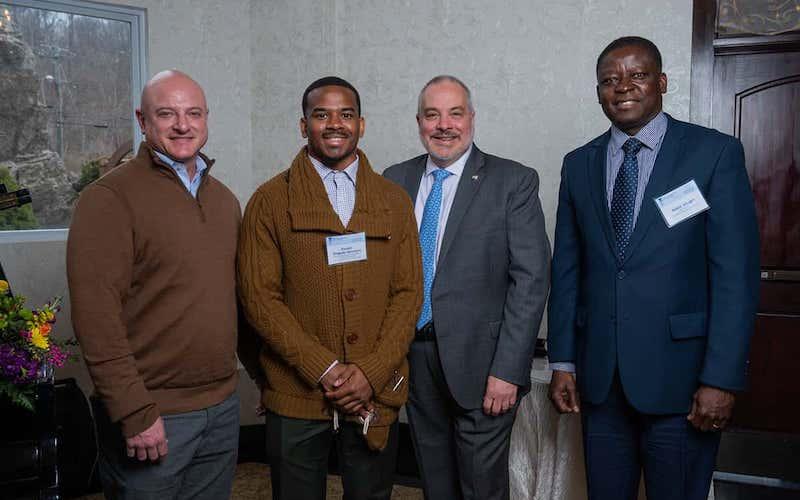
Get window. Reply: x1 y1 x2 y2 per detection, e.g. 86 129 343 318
0 0 145 236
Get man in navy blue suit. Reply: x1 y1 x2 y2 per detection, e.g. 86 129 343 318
547 36 760 500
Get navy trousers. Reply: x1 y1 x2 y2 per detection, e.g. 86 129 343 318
582 374 720 500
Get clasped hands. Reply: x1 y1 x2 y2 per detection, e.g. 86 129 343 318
321 362 375 420
549 370 735 432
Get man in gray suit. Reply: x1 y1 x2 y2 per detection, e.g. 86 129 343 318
384 75 550 500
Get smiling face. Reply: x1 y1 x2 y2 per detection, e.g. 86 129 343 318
300 85 364 171
136 72 208 170
596 44 667 135
417 80 475 167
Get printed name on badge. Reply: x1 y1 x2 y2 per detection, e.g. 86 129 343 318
326 232 368 265
654 179 710 228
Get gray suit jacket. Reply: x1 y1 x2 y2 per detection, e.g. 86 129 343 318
384 145 551 409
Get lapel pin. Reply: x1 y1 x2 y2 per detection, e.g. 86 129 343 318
471 175 479 181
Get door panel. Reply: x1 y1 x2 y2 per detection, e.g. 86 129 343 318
712 47 800 433
737 77 800 268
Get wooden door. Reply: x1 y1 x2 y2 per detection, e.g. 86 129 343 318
697 27 800 433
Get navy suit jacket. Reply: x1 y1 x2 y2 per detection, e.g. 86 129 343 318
547 115 760 414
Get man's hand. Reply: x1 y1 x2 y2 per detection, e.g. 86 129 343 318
125 417 168 462
324 364 374 414
483 376 518 416
320 362 348 393
549 370 580 414
687 385 735 432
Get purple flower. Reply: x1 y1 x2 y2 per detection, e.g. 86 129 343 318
0 344 40 384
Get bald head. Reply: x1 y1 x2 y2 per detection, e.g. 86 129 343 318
140 70 207 114
136 70 209 170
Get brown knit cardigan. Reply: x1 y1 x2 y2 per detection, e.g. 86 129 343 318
237 148 422 448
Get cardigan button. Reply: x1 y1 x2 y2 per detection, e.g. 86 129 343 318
344 289 358 301
347 334 359 344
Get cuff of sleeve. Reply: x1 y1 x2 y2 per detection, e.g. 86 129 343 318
549 362 576 373
295 347 339 388
118 403 159 438
318 359 340 383
101 379 157 437
351 353 391 394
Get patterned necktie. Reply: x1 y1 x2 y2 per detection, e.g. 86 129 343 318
611 138 643 259
417 168 452 329
331 171 355 227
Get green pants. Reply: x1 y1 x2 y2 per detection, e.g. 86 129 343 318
265 410 399 500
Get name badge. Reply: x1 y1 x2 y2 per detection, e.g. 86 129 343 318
326 232 367 265
654 179 710 228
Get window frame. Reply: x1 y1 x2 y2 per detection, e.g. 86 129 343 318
0 0 147 242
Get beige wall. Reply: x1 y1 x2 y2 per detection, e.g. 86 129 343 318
0 0 693 424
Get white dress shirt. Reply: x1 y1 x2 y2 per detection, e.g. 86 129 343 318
413 145 473 272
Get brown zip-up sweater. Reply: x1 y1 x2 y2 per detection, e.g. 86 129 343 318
67 143 241 437
237 148 421 448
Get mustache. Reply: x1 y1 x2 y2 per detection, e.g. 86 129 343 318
322 131 350 138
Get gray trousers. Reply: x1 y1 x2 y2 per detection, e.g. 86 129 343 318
406 339 520 500
92 392 240 500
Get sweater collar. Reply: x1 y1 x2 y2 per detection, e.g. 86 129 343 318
136 142 216 175
287 147 391 237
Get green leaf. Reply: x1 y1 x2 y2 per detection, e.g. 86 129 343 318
0 380 36 411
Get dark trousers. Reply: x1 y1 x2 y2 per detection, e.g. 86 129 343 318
265 410 399 500
93 392 240 500
406 339 519 500
582 374 720 500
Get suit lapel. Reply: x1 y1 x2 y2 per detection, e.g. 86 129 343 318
586 132 618 257
437 146 486 268
404 156 426 203
622 116 685 263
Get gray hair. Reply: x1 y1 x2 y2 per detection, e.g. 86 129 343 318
417 75 474 115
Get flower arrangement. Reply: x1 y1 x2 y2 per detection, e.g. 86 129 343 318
0 279 70 410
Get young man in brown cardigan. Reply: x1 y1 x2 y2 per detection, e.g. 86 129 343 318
237 77 422 500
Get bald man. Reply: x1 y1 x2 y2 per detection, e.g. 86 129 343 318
68 70 242 499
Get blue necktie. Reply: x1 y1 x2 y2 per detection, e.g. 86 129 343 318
611 138 643 260
417 168 452 329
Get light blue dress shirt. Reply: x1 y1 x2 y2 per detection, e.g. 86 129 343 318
154 150 208 199
309 153 359 227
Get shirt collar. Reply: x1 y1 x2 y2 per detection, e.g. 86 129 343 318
308 152 359 185
154 150 208 176
609 111 667 153
424 144 473 179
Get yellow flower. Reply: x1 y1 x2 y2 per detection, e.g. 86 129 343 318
30 327 49 349
0 280 8 293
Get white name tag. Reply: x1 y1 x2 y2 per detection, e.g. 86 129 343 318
326 232 367 265
654 179 710 228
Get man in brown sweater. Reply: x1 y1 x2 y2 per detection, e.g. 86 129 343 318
237 76 422 500
67 70 241 499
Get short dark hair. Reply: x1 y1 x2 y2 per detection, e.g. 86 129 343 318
301 76 361 117
596 36 663 74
